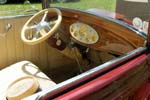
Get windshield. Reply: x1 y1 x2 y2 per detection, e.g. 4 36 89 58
0 0 149 34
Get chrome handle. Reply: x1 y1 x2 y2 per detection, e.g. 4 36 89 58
6 23 12 32
0 23 12 37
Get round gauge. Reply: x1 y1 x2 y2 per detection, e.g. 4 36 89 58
132 17 143 29
70 22 99 44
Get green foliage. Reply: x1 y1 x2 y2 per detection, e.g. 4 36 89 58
0 0 116 16
51 0 116 11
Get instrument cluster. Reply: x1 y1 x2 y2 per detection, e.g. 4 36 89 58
70 22 99 45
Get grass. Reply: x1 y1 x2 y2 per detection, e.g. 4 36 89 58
52 0 116 11
0 0 116 16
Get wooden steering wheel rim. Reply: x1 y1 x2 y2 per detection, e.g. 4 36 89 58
21 8 62 45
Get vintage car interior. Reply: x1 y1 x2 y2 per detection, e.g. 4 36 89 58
0 1 148 100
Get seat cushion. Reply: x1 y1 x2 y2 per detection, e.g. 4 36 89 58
0 61 56 100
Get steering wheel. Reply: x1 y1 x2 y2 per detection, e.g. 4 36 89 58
21 8 62 45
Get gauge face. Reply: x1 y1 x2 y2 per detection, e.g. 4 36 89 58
132 17 143 29
70 22 99 44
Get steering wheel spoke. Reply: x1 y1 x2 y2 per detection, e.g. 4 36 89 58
26 24 38 30
41 10 48 22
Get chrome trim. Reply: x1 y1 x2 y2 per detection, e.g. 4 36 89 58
24 47 147 100
0 14 33 19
